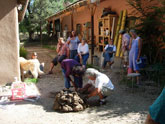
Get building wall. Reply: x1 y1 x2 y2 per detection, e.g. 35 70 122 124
73 8 91 31
60 0 130 41
94 0 130 41
0 0 20 84
51 0 159 42
61 15 72 31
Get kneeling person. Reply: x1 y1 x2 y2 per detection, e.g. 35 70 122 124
81 68 114 105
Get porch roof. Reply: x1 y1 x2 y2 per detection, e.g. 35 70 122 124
17 0 29 22
46 0 89 21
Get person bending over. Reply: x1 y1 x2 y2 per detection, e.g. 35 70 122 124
61 59 85 91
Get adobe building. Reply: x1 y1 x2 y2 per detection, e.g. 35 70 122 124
46 0 133 44
46 0 135 64
0 0 29 84
46 0 159 64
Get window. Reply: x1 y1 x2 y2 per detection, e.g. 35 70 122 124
76 24 81 35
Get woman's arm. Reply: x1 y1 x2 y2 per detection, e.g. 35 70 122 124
78 53 82 64
145 114 159 124
66 46 70 58
76 36 80 44
56 43 60 53
67 37 71 44
77 43 81 54
111 45 116 53
137 38 142 60
103 45 108 52
87 88 100 98
129 38 133 50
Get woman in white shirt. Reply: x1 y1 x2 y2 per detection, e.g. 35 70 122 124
75 38 89 67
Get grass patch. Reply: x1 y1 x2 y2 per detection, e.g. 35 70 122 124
119 74 137 88
43 45 56 50
20 46 28 59
24 78 38 84
86 64 100 71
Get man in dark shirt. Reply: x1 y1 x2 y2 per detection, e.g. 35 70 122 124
61 59 85 90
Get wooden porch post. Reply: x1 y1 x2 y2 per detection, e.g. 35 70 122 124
91 8 94 64
90 5 96 65
53 19 55 36
60 17 63 36
47 20 50 35
71 10 74 31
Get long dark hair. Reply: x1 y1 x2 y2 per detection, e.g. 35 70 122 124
70 31 77 38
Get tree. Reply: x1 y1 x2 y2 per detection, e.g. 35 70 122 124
19 0 35 41
19 0 77 43
127 0 165 63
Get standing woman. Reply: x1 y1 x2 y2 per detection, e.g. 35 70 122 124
75 38 89 68
129 29 142 84
67 31 80 59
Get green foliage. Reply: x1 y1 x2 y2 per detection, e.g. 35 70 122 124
19 0 77 41
19 21 28 33
86 64 100 71
43 45 56 50
24 78 38 84
127 0 165 64
20 46 28 59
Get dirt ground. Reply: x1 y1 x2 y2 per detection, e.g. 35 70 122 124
0 46 161 124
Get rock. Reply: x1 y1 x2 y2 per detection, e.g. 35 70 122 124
73 102 79 106
73 95 80 102
68 93 73 97
53 102 61 110
53 90 87 112
62 105 73 112
61 95 67 101
67 97 72 104
78 99 84 104
73 104 84 112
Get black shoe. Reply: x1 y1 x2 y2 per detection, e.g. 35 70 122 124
99 99 106 105
48 71 53 74
103 96 107 99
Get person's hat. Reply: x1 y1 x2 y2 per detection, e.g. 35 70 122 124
119 30 125 34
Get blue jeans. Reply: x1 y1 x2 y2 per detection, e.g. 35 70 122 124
62 68 70 89
74 53 89 66
62 68 83 89
40 65 44 71
74 76 83 88
70 50 77 59
103 52 113 67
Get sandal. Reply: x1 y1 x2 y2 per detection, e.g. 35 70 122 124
48 71 53 74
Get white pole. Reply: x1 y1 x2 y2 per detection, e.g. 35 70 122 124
111 17 116 39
